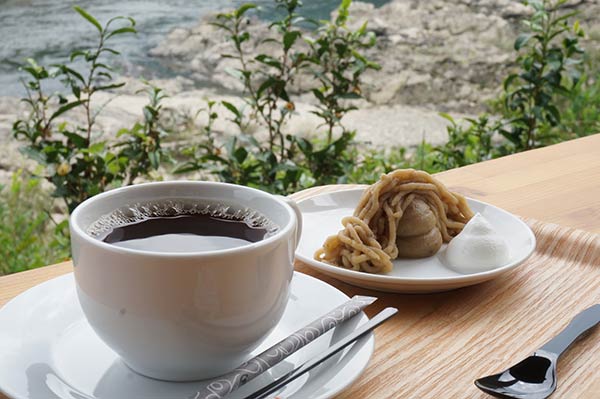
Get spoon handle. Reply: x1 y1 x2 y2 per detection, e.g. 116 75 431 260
540 304 600 357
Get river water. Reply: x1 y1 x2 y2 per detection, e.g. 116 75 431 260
0 0 388 96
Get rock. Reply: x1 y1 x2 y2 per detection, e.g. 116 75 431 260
1 0 599 185
0 84 455 186
0 97 34 185
501 2 531 18
343 105 453 146
148 0 600 114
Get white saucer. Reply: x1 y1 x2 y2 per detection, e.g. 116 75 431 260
0 272 373 399
296 188 536 293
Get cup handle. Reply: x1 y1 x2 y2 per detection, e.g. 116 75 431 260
277 195 303 249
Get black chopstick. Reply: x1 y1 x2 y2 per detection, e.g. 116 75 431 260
194 296 377 399
243 307 398 399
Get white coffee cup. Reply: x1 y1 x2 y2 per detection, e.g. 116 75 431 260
69 181 302 381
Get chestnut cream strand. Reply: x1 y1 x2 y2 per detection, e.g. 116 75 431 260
314 169 474 274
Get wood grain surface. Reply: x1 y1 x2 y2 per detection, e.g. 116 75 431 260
292 215 600 399
1 134 600 398
435 134 600 234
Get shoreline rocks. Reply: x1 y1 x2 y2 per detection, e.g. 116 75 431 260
150 0 600 113
1 0 599 185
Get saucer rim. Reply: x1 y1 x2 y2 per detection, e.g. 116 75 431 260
0 271 374 399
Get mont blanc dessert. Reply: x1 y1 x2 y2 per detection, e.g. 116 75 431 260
314 169 474 274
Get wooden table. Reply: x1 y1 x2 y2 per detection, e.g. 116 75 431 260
1 134 600 398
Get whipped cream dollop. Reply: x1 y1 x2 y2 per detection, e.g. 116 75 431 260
445 213 510 274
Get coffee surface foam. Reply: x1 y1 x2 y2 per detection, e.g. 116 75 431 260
87 198 279 238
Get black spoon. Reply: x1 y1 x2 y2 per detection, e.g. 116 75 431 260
475 304 600 399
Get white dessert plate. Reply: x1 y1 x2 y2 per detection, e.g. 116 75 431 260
0 272 373 399
295 188 536 293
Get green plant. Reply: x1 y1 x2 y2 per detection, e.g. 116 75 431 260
212 1 300 156
176 108 309 194
6 0 599 278
177 0 379 194
500 0 585 150
343 146 409 184
432 0 588 170
306 0 380 144
114 84 171 185
554 67 600 138
0 171 70 276
432 114 502 170
12 7 168 212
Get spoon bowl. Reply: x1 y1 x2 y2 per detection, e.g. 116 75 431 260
475 350 558 399
474 304 600 399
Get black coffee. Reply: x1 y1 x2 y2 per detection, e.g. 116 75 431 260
88 199 278 253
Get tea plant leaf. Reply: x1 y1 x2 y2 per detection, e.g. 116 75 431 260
221 101 241 118
233 147 248 164
504 73 519 90
95 82 126 91
224 67 246 81
438 112 455 124
106 16 136 29
235 3 257 18
337 92 361 99
19 147 48 165
311 88 325 102
209 21 233 33
107 27 137 39
62 131 88 148
99 47 121 56
257 77 276 98
88 142 105 154
94 63 114 72
70 50 88 62
514 33 533 50
97 71 113 79
336 0 352 24
49 100 85 122
148 151 160 169
57 66 85 84
283 31 301 52
546 105 561 125
255 54 282 70
73 6 102 33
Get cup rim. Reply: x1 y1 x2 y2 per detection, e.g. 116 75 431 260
70 181 296 258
